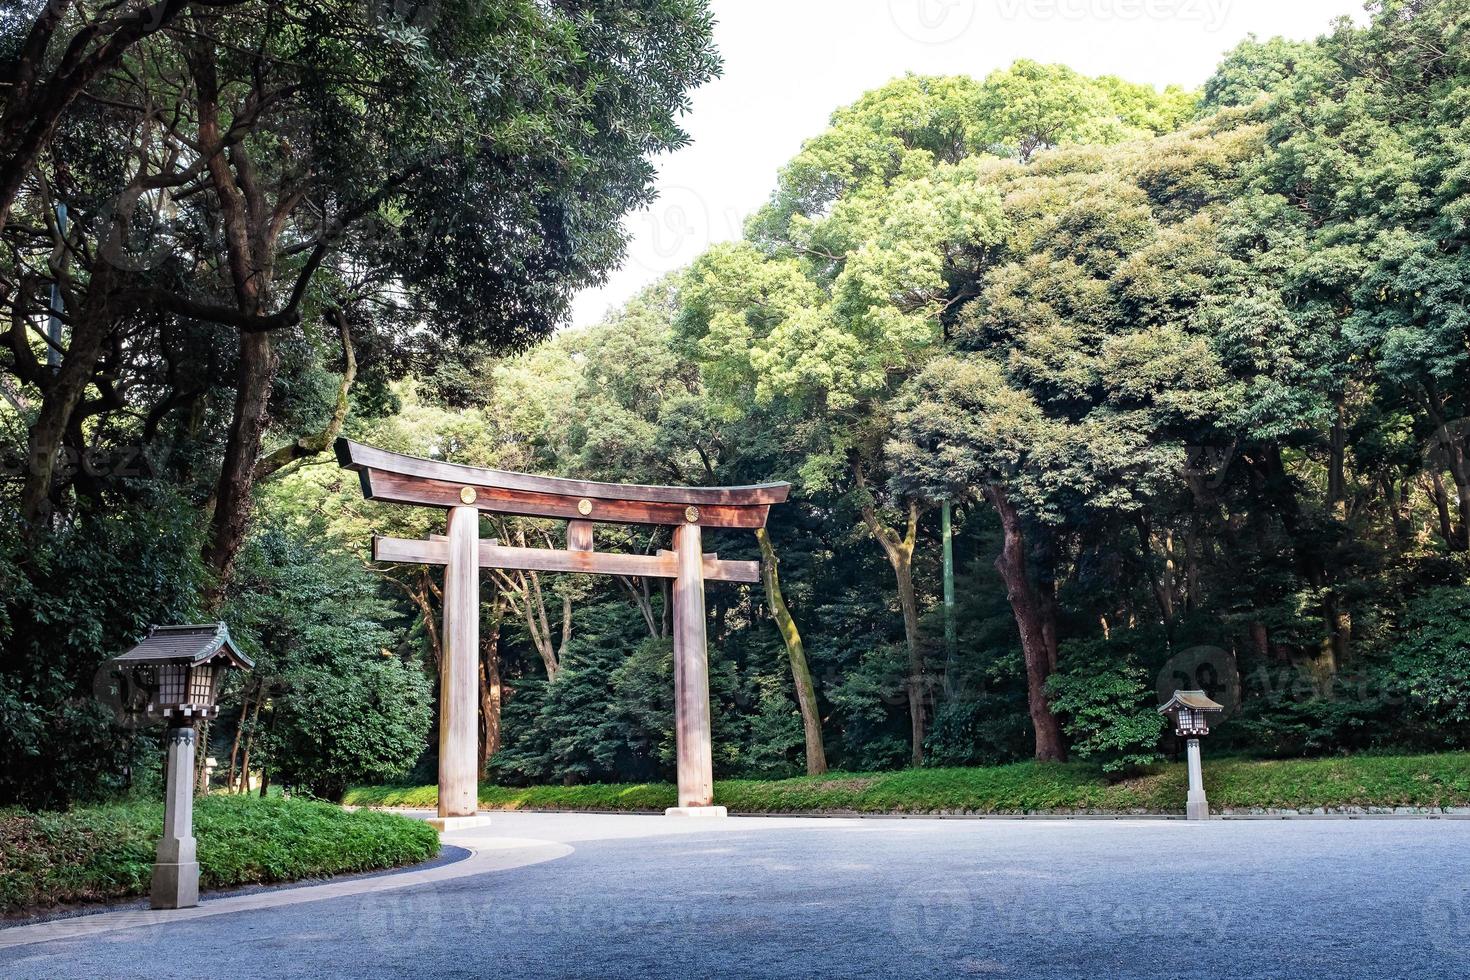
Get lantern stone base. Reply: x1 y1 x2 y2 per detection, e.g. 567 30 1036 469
427 814 492 832
151 860 200 909
1184 737 1210 820
664 806 728 818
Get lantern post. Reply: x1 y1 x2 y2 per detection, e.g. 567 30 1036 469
108 624 253 909
1158 690 1224 821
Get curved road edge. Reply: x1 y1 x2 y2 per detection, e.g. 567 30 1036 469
0 833 574 951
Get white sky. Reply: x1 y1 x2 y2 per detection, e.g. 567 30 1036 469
570 0 1367 328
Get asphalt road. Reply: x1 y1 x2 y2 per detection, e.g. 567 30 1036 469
5 813 1470 979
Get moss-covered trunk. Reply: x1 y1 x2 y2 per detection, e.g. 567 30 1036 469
756 527 827 776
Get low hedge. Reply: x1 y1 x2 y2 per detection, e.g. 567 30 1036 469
346 751 1470 815
1 795 439 915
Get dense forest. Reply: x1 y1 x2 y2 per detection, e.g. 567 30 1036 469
4 0 1470 808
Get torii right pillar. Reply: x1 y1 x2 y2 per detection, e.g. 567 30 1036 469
668 522 721 816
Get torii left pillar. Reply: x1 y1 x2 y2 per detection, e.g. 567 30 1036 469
666 522 722 817
431 504 490 831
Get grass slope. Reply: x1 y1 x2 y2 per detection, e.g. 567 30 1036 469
347 752 1470 816
1 795 439 915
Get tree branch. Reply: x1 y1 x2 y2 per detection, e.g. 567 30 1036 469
254 307 356 481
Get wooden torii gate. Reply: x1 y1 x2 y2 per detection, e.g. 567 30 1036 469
335 438 789 824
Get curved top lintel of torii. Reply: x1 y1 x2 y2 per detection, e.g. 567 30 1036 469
334 438 790 529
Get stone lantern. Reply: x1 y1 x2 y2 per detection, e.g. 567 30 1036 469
1159 690 1224 821
109 624 252 909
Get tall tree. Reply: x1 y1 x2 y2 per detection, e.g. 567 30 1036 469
3 0 721 593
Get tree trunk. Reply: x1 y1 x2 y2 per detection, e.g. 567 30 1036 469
203 330 277 595
857 485 925 766
225 686 253 793
756 528 827 776
478 603 504 773
0 0 211 233
1135 514 1175 634
493 534 568 682
194 719 211 795
237 693 263 793
661 579 672 638
399 569 443 670
1328 399 1348 519
620 576 660 639
941 500 957 675
1428 471 1456 547
194 48 281 595
985 484 1066 762
1257 447 1343 679
18 263 118 527
894 553 925 766
1424 389 1470 550
1249 621 1270 660
1383 476 1412 546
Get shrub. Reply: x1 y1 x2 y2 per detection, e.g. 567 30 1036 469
923 691 1033 768
1387 586 1470 743
1 795 439 914
225 528 433 801
267 657 433 802
492 604 676 786
1046 634 1165 774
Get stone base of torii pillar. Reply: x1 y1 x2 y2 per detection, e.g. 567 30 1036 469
427 814 493 831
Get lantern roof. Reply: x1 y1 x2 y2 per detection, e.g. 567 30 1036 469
113 623 253 670
1158 690 1223 714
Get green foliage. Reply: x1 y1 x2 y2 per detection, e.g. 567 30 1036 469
0 494 206 809
3 0 725 810
820 640 914 772
266 657 432 802
888 355 1046 505
922 694 1033 768
748 65 1194 247
976 60 1195 161
0 796 439 914
491 603 677 785
1387 587 1470 735
235 4 1470 788
1201 35 1321 110
12 1 1470 801
1224 669 1395 758
1046 635 1165 774
225 527 432 801
739 668 809 778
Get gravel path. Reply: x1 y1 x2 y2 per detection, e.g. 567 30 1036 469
4 812 1468 979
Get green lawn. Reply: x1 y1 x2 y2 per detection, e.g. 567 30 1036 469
1 795 439 915
346 752 1470 816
